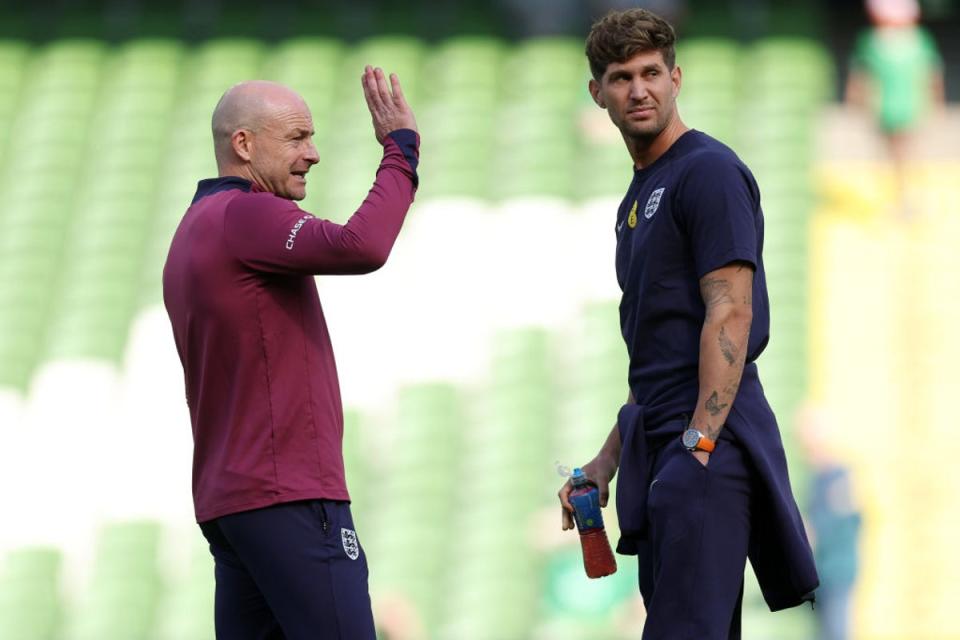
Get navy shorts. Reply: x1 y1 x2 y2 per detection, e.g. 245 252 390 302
638 436 753 640
199 500 375 640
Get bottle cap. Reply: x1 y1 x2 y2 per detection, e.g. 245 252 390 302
571 467 587 486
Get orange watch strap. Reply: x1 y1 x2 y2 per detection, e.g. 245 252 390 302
697 436 716 453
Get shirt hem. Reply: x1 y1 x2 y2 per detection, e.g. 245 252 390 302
195 488 351 523
696 247 757 279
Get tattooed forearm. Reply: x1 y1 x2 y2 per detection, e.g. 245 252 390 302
700 278 735 309
718 326 741 366
705 391 728 416
723 380 740 397
692 263 754 446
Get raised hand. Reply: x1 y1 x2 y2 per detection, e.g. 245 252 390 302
361 65 417 144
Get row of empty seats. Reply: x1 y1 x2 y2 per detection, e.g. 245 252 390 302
0 313 820 639
0 32 832 639
0 34 831 395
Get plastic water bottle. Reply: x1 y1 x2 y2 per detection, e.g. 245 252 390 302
568 467 618 578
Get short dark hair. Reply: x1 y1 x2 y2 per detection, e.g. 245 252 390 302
585 9 677 81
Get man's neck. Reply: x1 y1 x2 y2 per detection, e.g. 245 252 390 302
218 164 262 189
627 115 689 170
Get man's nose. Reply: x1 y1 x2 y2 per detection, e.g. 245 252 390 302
628 78 648 101
304 141 319 164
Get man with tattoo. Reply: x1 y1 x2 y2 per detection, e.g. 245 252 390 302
557 9 818 639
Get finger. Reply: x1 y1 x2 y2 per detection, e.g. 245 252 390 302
557 482 574 512
389 73 406 106
562 508 574 531
598 481 609 508
374 67 393 104
364 66 385 111
360 67 376 109
361 66 376 106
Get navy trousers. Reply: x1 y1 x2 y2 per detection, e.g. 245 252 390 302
638 437 753 640
199 500 376 640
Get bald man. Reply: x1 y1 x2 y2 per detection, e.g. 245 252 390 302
163 68 419 639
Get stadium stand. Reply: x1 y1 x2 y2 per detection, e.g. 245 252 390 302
366 383 464 634
9 22 957 638
63 520 163 640
0 547 63 640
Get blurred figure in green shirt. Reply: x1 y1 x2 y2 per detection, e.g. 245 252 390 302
845 0 945 218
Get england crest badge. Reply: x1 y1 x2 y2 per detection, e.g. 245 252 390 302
644 187 665 219
341 528 360 560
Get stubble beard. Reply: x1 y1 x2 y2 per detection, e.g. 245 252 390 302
621 107 672 145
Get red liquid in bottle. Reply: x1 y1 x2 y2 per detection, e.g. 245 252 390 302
569 469 617 578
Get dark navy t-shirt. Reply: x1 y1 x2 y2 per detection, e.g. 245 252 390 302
615 130 769 441
612 131 819 608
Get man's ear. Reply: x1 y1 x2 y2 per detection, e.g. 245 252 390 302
671 65 682 98
588 78 606 109
231 129 254 162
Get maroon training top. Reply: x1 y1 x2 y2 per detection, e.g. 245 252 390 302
163 130 419 522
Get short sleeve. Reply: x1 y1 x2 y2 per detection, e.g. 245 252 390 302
677 152 759 279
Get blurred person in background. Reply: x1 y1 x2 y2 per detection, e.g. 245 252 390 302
798 405 862 640
162 69 418 639
557 9 818 639
845 0 945 218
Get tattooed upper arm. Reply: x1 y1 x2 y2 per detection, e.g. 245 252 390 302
699 262 755 316
700 277 735 309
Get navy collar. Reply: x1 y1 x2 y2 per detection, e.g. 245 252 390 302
633 129 700 177
192 176 253 204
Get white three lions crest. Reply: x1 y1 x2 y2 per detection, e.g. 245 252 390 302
644 187 665 219
341 528 359 560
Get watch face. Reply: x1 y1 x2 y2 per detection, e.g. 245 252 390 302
682 429 700 449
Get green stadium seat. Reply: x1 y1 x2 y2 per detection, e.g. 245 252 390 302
437 328 558 639
366 383 463 634
421 35 505 101
154 538 214 640
0 39 29 87
504 37 583 98
557 301 627 459
0 547 63 640
263 37 343 126
674 39 743 147
750 37 834 102
65 521 164 640
0 202 75 388
577 140 631 200
188 38 265 87
25 34 180 367
677 38 740 87
0 41 29 149
263 37 342 83
344 35 426 105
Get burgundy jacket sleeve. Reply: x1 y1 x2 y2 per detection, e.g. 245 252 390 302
223 129 420 275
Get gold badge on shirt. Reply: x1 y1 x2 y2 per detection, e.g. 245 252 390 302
627 201 638 228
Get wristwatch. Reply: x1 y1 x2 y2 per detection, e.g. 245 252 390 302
682 428 715 453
